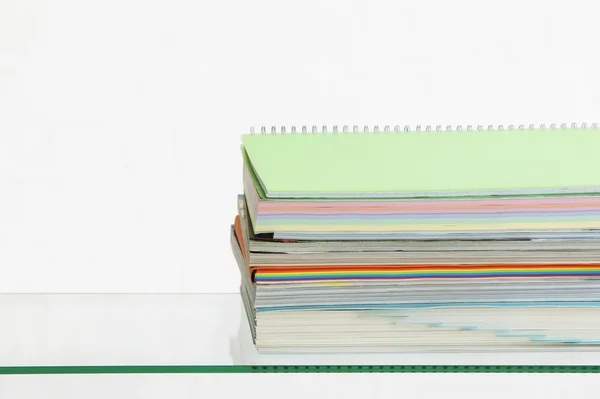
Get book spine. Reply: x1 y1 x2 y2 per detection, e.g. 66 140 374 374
249 123 599 135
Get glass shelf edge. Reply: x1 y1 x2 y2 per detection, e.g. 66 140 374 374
2 365 600 374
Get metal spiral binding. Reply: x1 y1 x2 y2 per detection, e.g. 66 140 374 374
250 123 599 135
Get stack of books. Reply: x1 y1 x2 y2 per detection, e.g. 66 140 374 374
231 125 600 353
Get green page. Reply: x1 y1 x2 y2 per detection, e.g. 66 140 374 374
241 129 600 199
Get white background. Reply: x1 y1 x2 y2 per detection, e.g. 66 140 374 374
2 0 600 293
1 374 599 399
2 0 600 397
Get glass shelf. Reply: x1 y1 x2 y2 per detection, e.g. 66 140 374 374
1 293 600 374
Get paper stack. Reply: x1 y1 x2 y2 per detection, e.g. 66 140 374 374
231 127 600 353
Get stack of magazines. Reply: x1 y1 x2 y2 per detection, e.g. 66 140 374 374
231 125 600 353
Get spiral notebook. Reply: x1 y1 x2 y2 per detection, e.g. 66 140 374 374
241 125 600 240
242 125 600 199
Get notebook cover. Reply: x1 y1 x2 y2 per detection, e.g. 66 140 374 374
242 129 600 199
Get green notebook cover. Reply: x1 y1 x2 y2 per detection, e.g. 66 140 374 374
241 129 600 199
